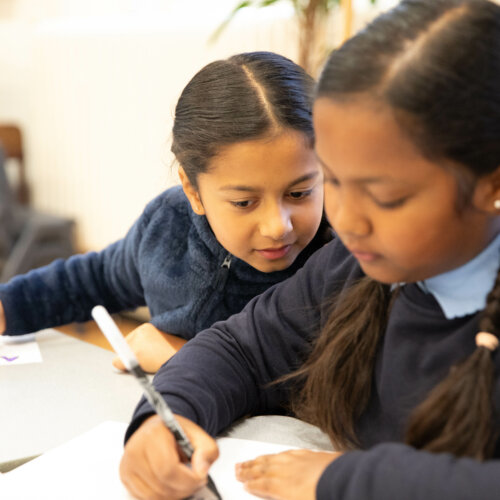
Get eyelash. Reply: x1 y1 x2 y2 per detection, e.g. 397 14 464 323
288 189 313 200
229 190 314 210
324 176 407 210
230 200 254 209
374 198 408 209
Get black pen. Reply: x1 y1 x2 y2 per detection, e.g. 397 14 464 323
91 305 222 500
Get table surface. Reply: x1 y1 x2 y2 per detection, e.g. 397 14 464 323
0 329 144 465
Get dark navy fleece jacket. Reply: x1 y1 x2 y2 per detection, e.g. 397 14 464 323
0 186 331 337
127 236 500 500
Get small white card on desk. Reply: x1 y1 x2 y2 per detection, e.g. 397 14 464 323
0 334 42 366
0 421 299 499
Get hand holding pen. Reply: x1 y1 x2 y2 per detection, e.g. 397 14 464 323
121 414 220 500
92 306 222 500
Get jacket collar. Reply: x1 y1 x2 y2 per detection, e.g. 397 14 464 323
188 207 330 286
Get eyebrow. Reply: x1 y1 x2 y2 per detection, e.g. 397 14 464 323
315 152 397 185
219 172 320 192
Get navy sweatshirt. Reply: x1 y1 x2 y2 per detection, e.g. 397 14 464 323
127 236 500 500
0 186 331 337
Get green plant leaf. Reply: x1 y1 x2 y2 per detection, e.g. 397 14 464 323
210 0 377 45
209 1 255 44
259 0 283 6
326 0 341 8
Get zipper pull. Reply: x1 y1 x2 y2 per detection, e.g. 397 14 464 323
221 254 232 270
214 254 232 289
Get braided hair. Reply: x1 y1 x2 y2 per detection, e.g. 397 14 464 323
293 0 500 457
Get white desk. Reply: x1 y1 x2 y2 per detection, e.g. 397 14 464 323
0 418 334 500
0 329 143 465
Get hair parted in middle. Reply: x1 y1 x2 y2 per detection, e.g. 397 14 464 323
171 51 315 189
291 0 500 460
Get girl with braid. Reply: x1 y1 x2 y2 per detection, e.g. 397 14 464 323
120 1 500 499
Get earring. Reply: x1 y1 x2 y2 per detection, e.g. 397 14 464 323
495 200 500 210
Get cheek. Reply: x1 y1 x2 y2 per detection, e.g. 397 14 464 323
375 208 455 264
293 196 324 234
207 211 254 252
323 184 339 224
213 219 243 241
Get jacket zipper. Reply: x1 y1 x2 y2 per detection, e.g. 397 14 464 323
214 253 232 290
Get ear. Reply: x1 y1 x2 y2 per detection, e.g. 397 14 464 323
473 165 500 214
178 167 205 215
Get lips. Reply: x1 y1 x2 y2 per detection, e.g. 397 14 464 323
348 248 380 262
257 244 292 260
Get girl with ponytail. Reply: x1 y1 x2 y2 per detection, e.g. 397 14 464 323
120 1 500 499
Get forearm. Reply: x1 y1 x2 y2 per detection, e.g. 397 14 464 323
127 298 305 441
128 324 270 440
318 442 500 500
0 259 106 334
0 248 144 335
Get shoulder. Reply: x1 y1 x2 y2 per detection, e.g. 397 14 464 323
138 185 193 227
144 185 190 216
125 186 195 250
302 236 364 294
267 236 362 310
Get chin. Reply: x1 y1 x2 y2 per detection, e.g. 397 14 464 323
358 262 405 285
253 259 293 273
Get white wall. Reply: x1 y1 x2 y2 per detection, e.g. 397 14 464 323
0 0 396 251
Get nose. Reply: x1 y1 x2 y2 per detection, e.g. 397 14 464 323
326 188 371 238
259 202 293 241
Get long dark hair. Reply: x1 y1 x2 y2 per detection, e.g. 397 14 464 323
293 0 500 458
171 51 315 188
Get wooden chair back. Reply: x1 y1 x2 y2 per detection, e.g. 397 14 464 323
0 124 30 205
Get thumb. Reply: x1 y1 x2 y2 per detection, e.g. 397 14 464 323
190 439 219 478
174 415 219 477
112 355 127 371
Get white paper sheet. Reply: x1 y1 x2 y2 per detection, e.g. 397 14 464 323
203 438 299 500
0 334 42 366
0 421 300 500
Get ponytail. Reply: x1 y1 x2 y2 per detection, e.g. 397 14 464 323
292 267 499 457
292 277 392 450
405 267 500 459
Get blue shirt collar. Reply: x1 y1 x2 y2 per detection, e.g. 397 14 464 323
418 233 500 319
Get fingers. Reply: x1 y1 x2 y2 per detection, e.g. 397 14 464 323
120 458 171 500
242 477 285 500
191 434 219 479
110 328 139 371
175 414 219 477
235 452 289 500
238 458 285 500
121 416 204 499
120 415 218 500
112 355 127 371
117 323 177 373
235 449 337 500
236 452 282 481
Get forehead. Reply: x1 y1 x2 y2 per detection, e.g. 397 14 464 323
201 130 317 188
313 97 443 184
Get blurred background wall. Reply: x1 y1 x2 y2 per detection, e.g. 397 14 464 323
0 0 399 252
